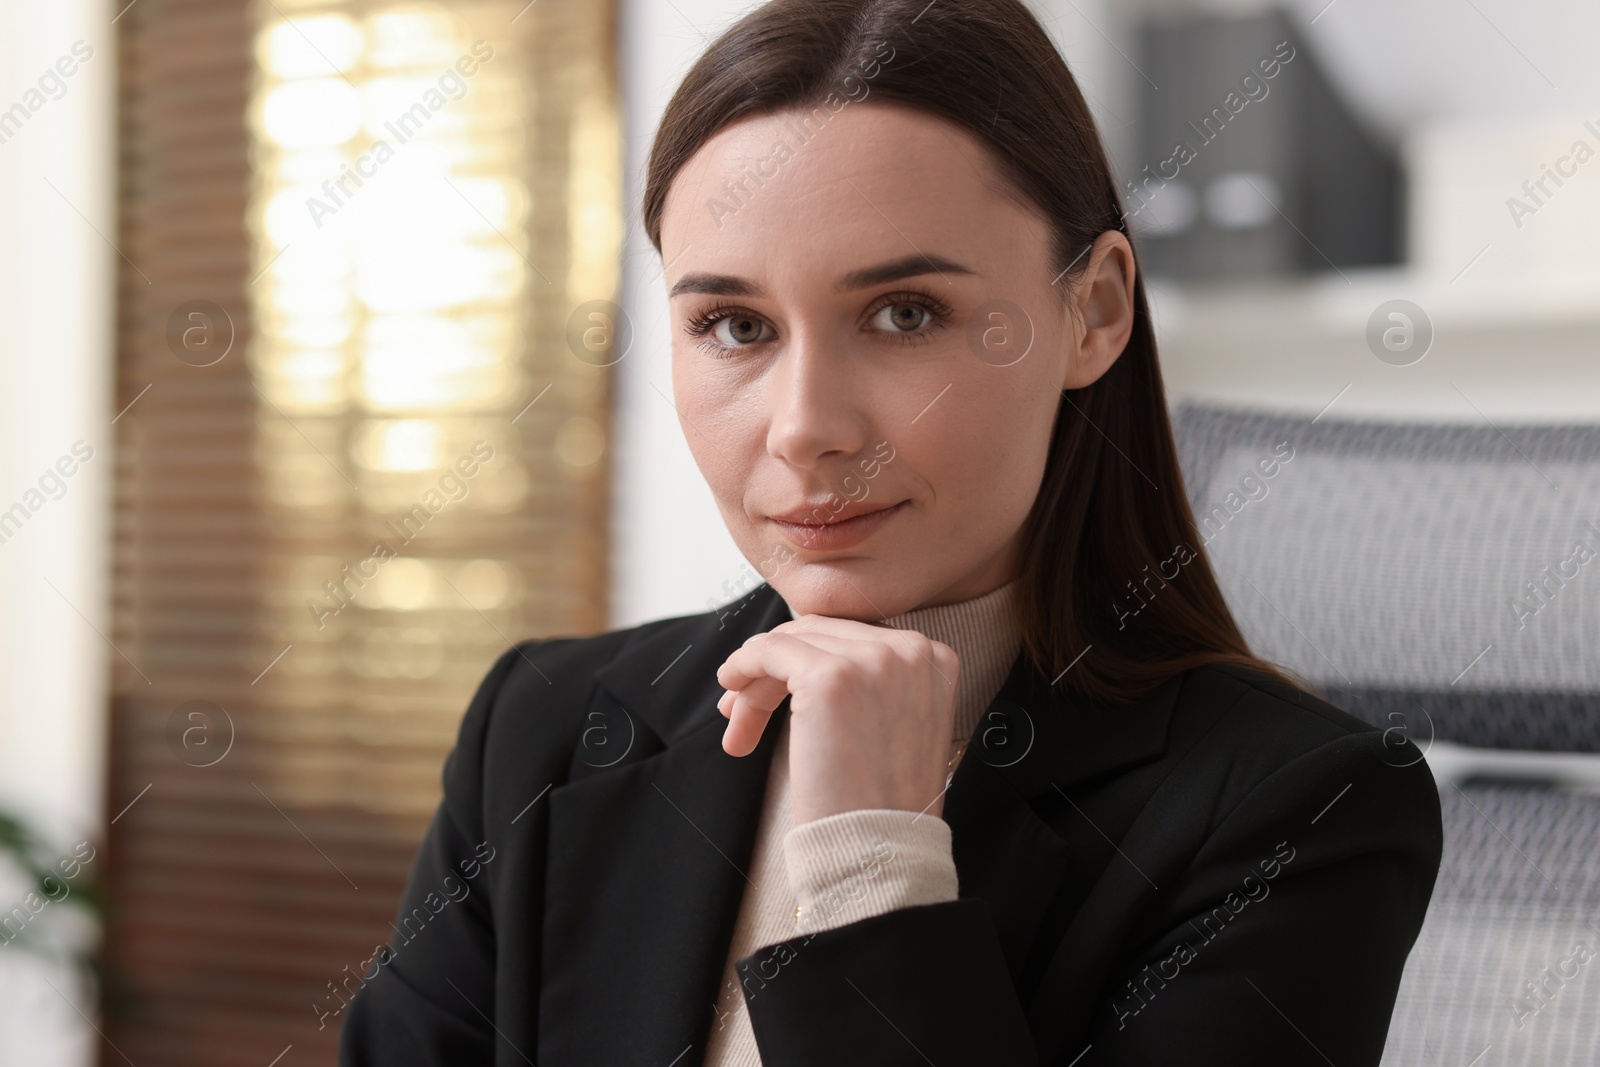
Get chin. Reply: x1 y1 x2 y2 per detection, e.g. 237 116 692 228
770 565 920 622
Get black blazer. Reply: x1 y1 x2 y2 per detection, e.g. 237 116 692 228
339 582 1442 1066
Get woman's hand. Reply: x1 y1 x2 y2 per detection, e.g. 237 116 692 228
714 615 961 824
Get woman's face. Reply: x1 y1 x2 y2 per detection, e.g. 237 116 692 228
659 100 1131 620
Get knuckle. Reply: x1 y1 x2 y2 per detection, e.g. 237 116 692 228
878 629 909 654
901 632 935 667
814 659 853 697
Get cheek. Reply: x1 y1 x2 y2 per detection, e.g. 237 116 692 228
676 358 764 451
930 368 1056 520
672 354 762 493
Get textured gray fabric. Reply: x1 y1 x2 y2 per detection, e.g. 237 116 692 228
1380 785 1600 1066
1171 404 1600 1066
1171 404 1600 751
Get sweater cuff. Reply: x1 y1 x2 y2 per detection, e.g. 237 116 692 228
782 808 959 936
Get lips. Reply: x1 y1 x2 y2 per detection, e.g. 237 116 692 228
768 499 907 551
768 499 901 525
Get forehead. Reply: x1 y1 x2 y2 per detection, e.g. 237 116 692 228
658 101 1044 285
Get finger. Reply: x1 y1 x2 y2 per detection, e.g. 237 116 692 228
767 626 909 659
715 630 830 692
722 688 774 757
764 625 960 689
718 674 788 718
773 613 908 642
774 615 939 656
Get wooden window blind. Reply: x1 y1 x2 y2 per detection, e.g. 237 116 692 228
107 1 619 1062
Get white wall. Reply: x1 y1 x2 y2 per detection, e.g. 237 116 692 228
611 0 750 631
0 1 115 1064
610 0 1123 629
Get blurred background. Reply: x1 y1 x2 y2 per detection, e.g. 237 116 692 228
0 0 1596 1063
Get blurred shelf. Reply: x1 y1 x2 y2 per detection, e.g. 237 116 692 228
1145 269 1600 422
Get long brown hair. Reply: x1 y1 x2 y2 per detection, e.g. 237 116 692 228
641 0 1315 706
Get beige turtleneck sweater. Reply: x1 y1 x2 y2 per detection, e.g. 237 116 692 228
702 579 1023 1066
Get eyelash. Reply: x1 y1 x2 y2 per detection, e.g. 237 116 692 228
683 289 954 355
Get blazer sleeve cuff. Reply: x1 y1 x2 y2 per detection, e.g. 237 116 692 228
782 807 959 936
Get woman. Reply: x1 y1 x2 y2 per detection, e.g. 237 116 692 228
340 1 1442 1064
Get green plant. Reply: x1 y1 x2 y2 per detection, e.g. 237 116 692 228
0 809 105 994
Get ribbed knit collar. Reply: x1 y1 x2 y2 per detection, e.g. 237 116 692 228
785 580 1023 743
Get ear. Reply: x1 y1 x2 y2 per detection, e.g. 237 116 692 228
1060 230 1137 391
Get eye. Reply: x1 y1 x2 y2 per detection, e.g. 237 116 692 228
683 304 773 353
871 302 931 333
712 312 770 346
863 290 951 343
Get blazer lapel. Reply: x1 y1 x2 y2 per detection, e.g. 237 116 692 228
538 584 793 1065
536 581 1182 1064
942 643 1185 988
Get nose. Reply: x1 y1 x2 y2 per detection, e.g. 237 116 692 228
764 325 869 471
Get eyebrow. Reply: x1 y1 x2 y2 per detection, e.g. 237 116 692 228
667 253 977 299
